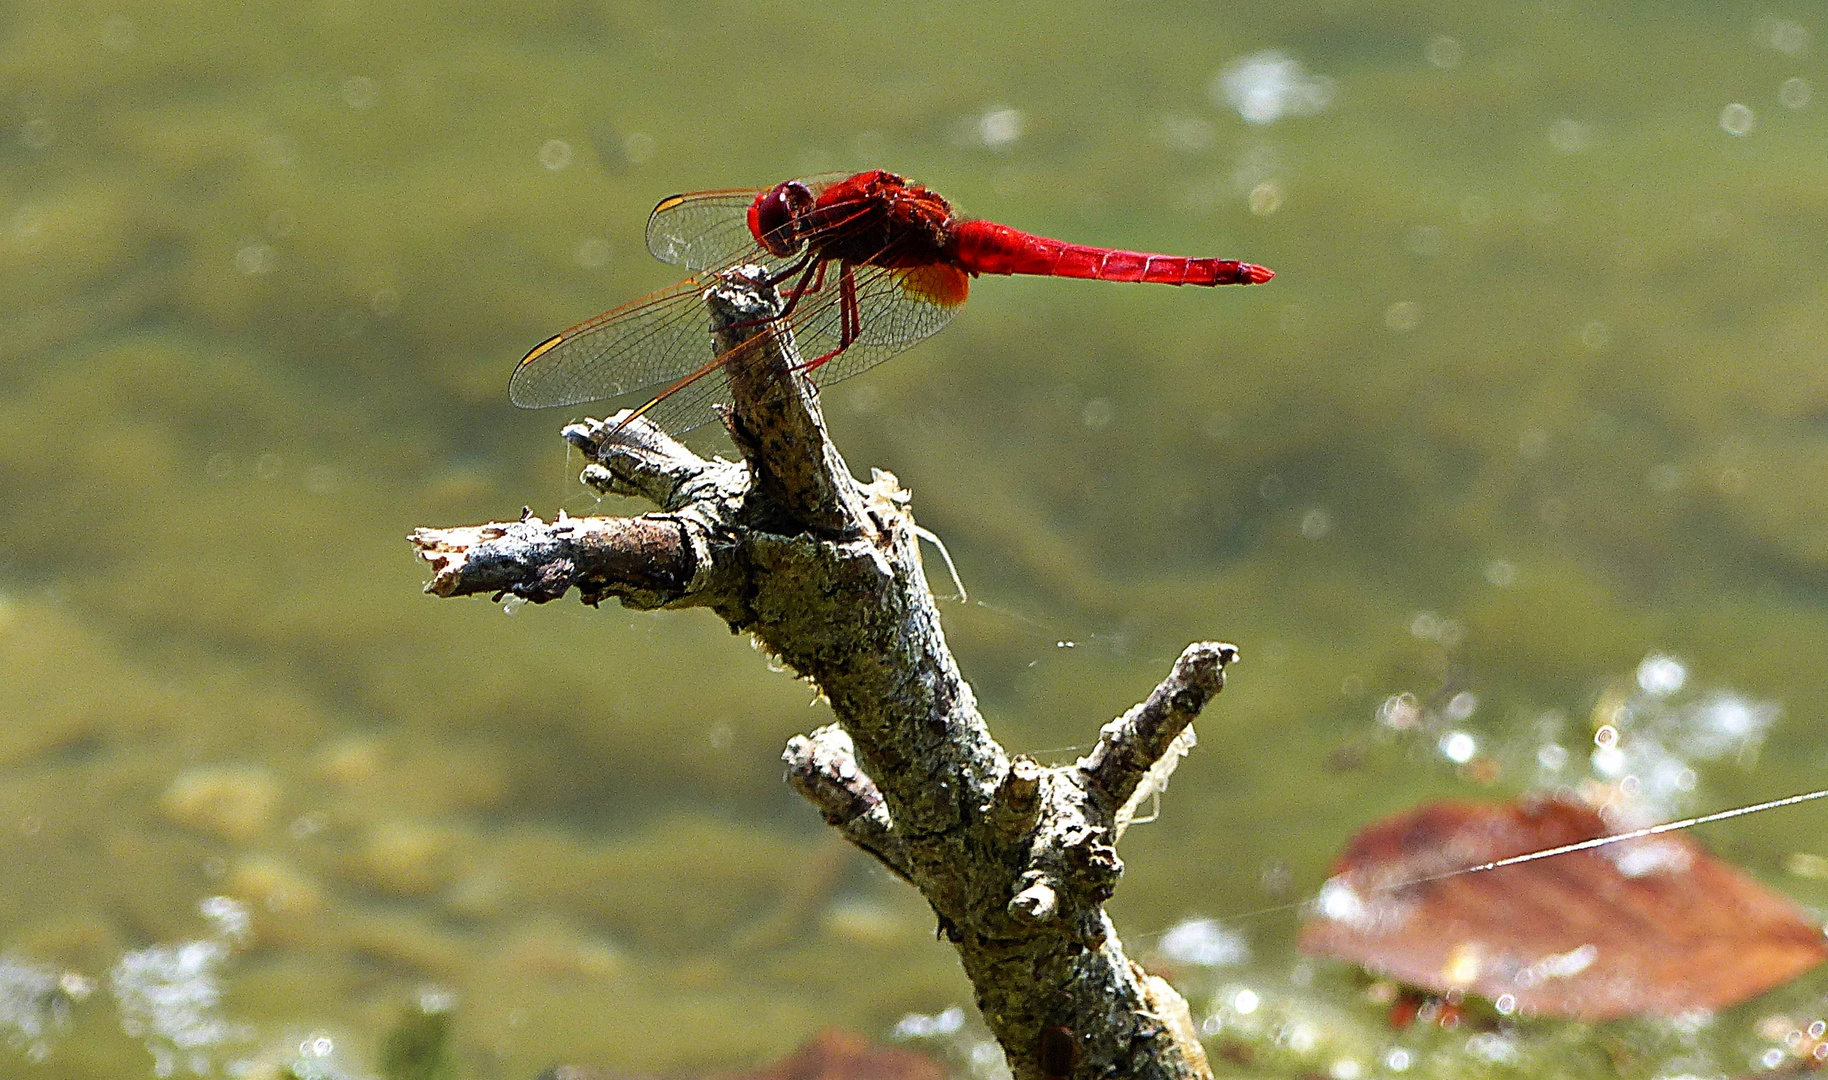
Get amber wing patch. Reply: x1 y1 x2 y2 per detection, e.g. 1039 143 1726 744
895 263 970 307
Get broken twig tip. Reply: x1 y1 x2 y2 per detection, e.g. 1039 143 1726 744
1010 881 1060 922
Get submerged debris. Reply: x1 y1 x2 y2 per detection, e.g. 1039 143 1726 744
1299 796 1828 1020
380 989 457 1080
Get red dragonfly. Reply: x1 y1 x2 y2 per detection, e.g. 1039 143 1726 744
510 169 1272 430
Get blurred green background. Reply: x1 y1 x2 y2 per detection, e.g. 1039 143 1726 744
4 1 1828 1077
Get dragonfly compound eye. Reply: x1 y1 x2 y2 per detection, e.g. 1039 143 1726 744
749 181 814 257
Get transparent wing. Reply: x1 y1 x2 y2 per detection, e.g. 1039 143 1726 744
644 174 856 271
795 261 969 379
523 173 971 430
508 276 717 408
632 260 971 433
645 189 763 271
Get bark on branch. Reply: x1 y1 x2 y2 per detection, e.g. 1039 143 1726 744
408 266 1238 1080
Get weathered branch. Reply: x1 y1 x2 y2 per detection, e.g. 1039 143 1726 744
408 268 1239 1080
783 725 911 881
410 511 693 607
706 271 875 538
1080 642 1237 811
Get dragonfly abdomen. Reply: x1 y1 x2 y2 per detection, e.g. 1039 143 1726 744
948 220 1272 286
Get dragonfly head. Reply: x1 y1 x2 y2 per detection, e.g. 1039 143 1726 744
748 180 816 257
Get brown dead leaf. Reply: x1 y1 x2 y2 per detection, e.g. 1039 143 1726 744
537 1029 948 1080
1298 796 1828 1020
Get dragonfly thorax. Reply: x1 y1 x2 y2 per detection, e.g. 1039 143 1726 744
748 180 816 257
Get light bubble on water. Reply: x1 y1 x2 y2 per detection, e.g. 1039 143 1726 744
1317 879 1367 925
1780 77 1812 109
1637 653 1687 696
1385 1047 1413 1071
1611 837 1693 878
1537 743 1569 771
1080 398 1112 429
1680 691 1779 758
0 953 64 1045
1548 118 1592 153
1757 17 1811 57
111 939 245 1073
1285 1021 1318 1053
1248 181 1283 215
198 897 251 945
1446 692 1478 722
1484 559 1518 587
1426 34 1463 69
1232 988 1260 1014
1384 300 1420 331
234 243 276 276
574 236 611 268
977 108 1024 149
417 986 457 1015
1157 918 1249 968
1212 51 1335 125
1378 693 1422 731
1300 508 1332 539
1158 114 1215 154
1466 1032 1521 1064
623 132 655 164
303 465 338 496
340 76 375 110
539 139 573 170
1645 756 1696 800
1329 1057 1362 1080
1409 611 1464 646
1764 1048 1791 1069
1439 731 1477 763
1592 743 1626 776
1720 103 1756 136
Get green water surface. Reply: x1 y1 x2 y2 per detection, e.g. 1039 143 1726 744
4 1 1828 1077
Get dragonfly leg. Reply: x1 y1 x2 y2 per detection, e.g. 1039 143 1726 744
799 263 861 373
725 259 824 334
775 259 827 321
763 249 815 289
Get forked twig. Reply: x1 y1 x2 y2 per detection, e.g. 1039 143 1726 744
409 266 1236 1080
